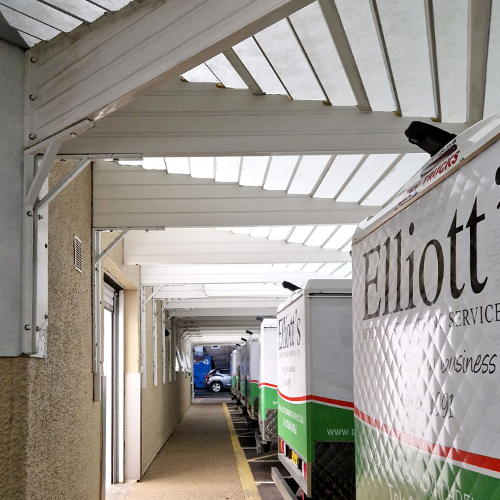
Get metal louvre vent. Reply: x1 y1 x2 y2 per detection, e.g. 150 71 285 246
74 236 83 273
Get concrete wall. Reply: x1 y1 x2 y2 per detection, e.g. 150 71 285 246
24 160 101 499
141 293 192 475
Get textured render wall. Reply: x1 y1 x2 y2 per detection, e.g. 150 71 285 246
141 293 192 475
24 161 101 500
0 40 29 500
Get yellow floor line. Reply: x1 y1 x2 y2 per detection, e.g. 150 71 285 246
223 403 262 500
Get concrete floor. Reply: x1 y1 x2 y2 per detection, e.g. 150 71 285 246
110 404 246 500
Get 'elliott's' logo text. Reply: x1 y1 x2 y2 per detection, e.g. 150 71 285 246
364 197 487 320
279 309 301 349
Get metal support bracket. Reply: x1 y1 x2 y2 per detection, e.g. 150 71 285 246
94 230 129 266
21 120 94 358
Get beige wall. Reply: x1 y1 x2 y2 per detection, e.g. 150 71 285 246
0 359 29 499
141 293 192 475
0 158 193 498
101 245 192 478
24 160 101 500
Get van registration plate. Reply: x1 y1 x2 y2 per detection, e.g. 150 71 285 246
291 450 299 468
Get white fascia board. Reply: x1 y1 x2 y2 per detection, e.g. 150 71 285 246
94 162 380 228
25 0 314 147
170 308 278 317
61 80 468 156
140 265 347 285
165 297 284 309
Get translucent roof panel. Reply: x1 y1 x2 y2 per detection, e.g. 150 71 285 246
254 19 326 100
18 32 40 46
323 225 357 249
215 157 240 183
232 38 287 95
0 7 61 40
239 156 269 186
232 227 251 234
2 0 81 32
313 155 364 199
335 0 395 111
95 1 132 10
376 0 435 116
182 64 219 83
334 262 352 277
434 0 467 122
288 226 314 244
484 0 500 118
264 156 299 190
205 54 248 89
288 155 332 194
304 225 337 247
190 157 215 179
41 0 105 22
302 263 324 272
337 154 398 202
142 157 166 170
268 226 293 240
290 2 356 105
250 227 271 238
287 263 306 270
318 263 344 274
165 157 189 174
362 153 427 206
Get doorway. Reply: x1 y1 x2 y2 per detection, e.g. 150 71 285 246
102 278 125 493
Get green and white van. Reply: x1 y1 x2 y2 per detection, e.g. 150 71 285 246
277 280 354 499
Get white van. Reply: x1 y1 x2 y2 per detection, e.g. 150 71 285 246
352 114 500 500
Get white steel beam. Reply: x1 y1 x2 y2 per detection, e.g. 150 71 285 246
166 297 285 310
140 264 347 285
124 229 351 265
318 0 370 111
170 308 278 317
467 0 492 125
94 163 381 229
60 81 468 157
24 0 314 146
223 49 264 95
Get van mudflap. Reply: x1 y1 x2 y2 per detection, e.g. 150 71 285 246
265 409 278 446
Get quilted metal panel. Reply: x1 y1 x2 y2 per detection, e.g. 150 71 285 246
265 408 278 445
312 442 355 499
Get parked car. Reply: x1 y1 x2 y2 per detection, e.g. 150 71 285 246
205 368 231 392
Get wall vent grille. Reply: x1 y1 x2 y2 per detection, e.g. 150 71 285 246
74 236 83 273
